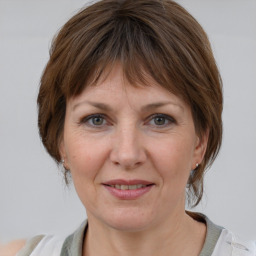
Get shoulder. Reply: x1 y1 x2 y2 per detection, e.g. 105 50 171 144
0 239 26 256
214 229 256 256
2 235 66 256
189 212 256 256
15 235 66 256
0 221 87 256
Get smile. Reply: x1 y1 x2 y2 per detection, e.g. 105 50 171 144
108 184 148 190
103 180 154 200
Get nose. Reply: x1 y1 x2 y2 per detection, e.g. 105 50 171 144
110 126 147 169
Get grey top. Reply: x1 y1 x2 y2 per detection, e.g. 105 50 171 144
199 214 223 256
18 213 223 256
60 221 87 256
60 213 223 256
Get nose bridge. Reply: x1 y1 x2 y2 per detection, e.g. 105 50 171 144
119 125 138 153
110 122 146 169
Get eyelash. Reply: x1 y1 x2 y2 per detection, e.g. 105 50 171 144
80 113 176 128
80 114 107 128
147 113 176 127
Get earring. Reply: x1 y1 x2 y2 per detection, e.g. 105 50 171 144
61 159 69 170
60 159 70 171
187 163 199 188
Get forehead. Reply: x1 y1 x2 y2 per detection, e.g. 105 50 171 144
67 64 187 113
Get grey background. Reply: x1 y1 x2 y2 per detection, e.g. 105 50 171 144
0 0 255 243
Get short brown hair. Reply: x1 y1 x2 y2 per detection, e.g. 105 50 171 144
38 0 223 206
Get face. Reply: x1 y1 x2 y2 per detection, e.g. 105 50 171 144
60 64 207 232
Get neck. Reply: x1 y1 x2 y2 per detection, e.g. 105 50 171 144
83 211 206 256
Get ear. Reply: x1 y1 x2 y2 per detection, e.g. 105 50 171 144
59 138 65 160
192 129 209 169
59 139 70 170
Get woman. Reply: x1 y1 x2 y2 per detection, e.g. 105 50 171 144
4 0 255 255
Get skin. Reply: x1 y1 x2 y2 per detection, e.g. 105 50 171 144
0 240 26 256
60 63 208 256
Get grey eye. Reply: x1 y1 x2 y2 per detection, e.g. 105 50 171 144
81 114 108 128
147 114 176 128
91 116 104 126
153 116 167 125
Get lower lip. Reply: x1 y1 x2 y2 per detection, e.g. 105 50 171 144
104 185 153 200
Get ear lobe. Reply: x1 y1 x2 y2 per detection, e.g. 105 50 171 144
194 129 209 165
59 139 66 162
59 140 70 170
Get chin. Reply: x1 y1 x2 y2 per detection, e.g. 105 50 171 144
101 209 156 232
107 219 152 233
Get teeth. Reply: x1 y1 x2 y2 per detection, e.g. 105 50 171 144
121 185 129 190
109 184 147 190
129 185 137 190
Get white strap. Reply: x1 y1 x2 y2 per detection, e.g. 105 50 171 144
212 229 256 256
29 235 65 256
230 233 256 256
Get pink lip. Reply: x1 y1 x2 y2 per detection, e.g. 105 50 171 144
103 179 153 186
102 179 155 200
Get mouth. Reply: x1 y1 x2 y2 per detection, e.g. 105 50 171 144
102 179 155 200
104 184 152 190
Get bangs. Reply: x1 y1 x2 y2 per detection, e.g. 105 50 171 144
59 10 181 99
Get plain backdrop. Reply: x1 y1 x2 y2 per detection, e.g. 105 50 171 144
0 0 255 243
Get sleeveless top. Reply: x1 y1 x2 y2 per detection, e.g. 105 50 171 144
16 214 256 256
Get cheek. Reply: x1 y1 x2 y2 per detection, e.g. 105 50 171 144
149 137 194 182
64 133 109 181
65 136 109 206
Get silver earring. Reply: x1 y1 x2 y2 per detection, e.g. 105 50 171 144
196 163 199 168
61 159 70 172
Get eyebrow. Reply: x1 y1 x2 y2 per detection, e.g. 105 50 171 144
141 102 184 112
72 100 183 112
73 101 113 111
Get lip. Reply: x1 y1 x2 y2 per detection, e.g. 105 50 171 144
102 179 155 200
103 179 153 186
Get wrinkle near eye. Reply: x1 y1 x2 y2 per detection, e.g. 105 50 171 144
147 114 176 128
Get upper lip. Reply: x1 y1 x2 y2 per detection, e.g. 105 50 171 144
102 179 154 186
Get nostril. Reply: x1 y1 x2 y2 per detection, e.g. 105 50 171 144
112 160 142 170
109 143 147 169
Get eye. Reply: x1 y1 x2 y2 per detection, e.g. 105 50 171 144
148 114 175 127
91 116 105 126
153 116 167 125
81 114 107 127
